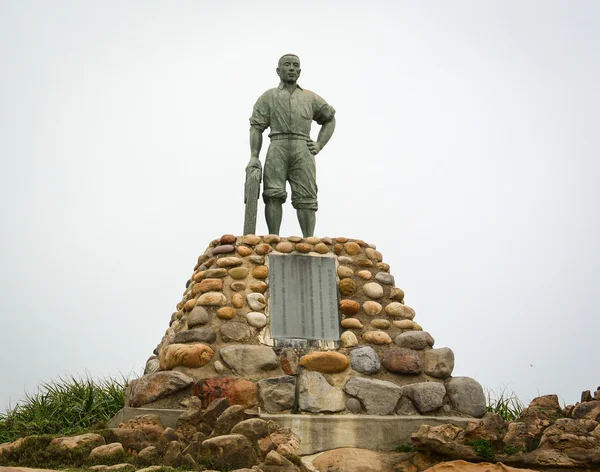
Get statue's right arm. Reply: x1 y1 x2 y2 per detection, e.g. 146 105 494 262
246 126 263 171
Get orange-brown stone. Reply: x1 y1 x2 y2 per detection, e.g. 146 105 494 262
341 318 363 329
255 243 272 255
250 281 268 293
242 234 261 245
216 257 243 267
335 237 348 243
357 258 374 267
232 293 244 308
376 262 390 272
197 292 227 306
275 241 294 253
339 278 357 296
159 343 214 370
220 234 237 245
365 248 383 261
344 242 361 255
295 243 312 253
313 243 329 254
183 299 197 312
196 377 257 408
252 265 269 279
196 278 223 293
340 299 360 315
389 287 405 302
333 244 342 255
237 246 253 257
362 331 392 345
217 306 237 320
300 351 349 373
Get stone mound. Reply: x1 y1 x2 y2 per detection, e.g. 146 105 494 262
130 235 485 417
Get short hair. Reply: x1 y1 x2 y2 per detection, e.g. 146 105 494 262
278 54 300 68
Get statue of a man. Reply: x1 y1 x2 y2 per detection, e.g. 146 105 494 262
246 54 336 237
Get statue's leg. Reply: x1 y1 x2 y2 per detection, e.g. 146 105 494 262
265 199 283 235
289 140 318 237
262 141 288 236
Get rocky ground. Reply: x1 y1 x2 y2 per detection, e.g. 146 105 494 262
1 386 600 471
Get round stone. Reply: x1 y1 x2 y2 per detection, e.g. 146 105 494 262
357 270 372 280
362 301 382 316
365 248 383 261
204 257 216 268
159 343 214 370
347 398 362 413
276 241 294 253
341 318 363 329
214 360 225 374
412 322 423 331
377 262 390 272
300 352 349 373
295 243 312 253
350 346 381 374
250 255 265 264
216 257 243 268
204 268 228 278
242 235 261 245
196 278 224 293
363 283 384 299
229 267 249 279
335 237 348 243
333 244 342 255
230 281 247 292
197 292 227 306
247 293 266 311
246 312 267 328
389 287 405 302
354 239 367 247
249 281 268 293
394 331 434 350
321 237 332 245
341 331 358 347
371 319 391 329
255 244 272 255
217 307 237 320
337 266 354 278
231 293 244 308
264 234 281 243
188 306 211 327
382 348 422 374
220 234 237 245
362 331 392 345
213 244 235 255
385 303 415 319
339 278 357 296
183 299 197 312
252 265 269 279
356 258 374 267
193 271 204 283
237 246 253 257
375 272 395 285
393 320 416 330
305 236 320 245
313 243 329 254
343 242 361 255
339 299 360 315
338 256 353 264
288 236 302 242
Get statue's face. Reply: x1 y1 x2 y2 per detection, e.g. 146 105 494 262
277 56 301 84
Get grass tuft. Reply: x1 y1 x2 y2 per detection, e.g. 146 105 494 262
486 388 524 422
0 374 129 444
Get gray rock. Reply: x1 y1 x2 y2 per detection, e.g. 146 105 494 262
349 346 381 375
220 345 279 377
446 377 486 417
393 331 435 350
257 376 296 413
422 347 455 378
201 434 258 470
144 356 160 375
213 244 235 255
347 397 362 413
137 445 159 462
128 371 194 407
344 376 403 415
212 404 247 436
163 440 182 467
220 322 252 342
188 306 211 327
298 371 345 413
203 397 229 427
174 327 216 344
375 272 395 285
396 396 419 416
401 382 446 413
231 418 270 442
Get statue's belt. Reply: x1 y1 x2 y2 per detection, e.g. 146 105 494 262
270 134 310 141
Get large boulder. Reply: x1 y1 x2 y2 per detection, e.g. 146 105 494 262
299 371 345 413
402 382 446 413
127 371 194 407
46 433 105 455
411 424 479 461
344 376 403 415
423 460 538 471
258 376 296 412
311 447 419 472
220 345 280 377
446 377 486 417
200 434 258 469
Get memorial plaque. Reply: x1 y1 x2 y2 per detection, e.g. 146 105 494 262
269 254 340 341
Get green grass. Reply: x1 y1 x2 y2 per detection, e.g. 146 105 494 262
466 439 495 461
0 375 129 444
485 388 524 422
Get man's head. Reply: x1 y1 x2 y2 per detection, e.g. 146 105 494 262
277 54 301 84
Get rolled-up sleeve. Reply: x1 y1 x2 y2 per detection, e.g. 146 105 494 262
312 93 336 125
249 92 270 131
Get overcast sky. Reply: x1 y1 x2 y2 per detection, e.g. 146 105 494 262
1 0 599 413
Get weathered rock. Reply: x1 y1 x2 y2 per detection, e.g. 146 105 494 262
220 321 252 342
247 292 267 311
89 442 124 461
163 440 183 467
382 348 422 374
229 266 250 279
350 346 381 375
503 420 544 450
425 461 538 471
300 351 349 373
0 437 24 456
339 278 357 296
198 377 257 408
196 278 224 293
237 245 253 257
258 376 296 412
262 450 300 472
212 404 247 436
119 414 165 442
220 345 279 377
280 348 299 375
363 282 384 299
341 318 363 329
159 343 214 370
396 396 419 415
111 428 152 452
230 281 247 291
571 400 600 421
299 371 345 413
216 256 243 267
422 348 455 378
446 377 486 417
370 318 390 329
385 302 415 318
402 382 446 413
394 331 434 350
347 397 362 413
375 272 395 285
201 434 258 469
187 306 211 327
341 330 358 347
47 433 105 454
197 291 227 306
269 426 301 456
173 327 217 344
231 418 270 442
411 423 479 461
203 267 228 278
129 371 194 407
362 300 382 316
144 356 160 375
203 397 230 427
252 265 269 279
362 330 392 345
242 234 261 245
247 311 268 328
340 299 360 315
137 445 159 463
311 447 419 472
463 413 507 444
344 376 403 415
520 394 563 423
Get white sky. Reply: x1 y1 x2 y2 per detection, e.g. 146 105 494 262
1 0 599 412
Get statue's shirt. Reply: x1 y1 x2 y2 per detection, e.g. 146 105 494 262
249 82 335 140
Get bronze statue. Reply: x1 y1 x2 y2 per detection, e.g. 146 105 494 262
244 54 336 237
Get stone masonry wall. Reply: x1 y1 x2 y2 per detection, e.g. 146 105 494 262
129 234 486 418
